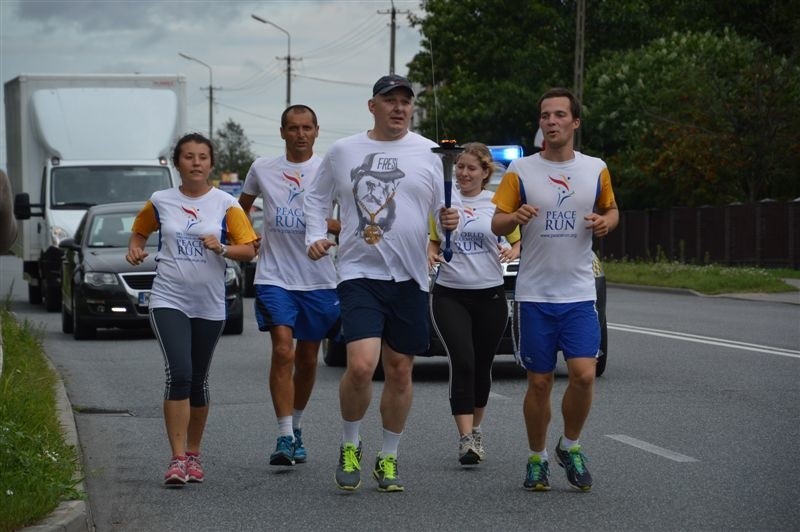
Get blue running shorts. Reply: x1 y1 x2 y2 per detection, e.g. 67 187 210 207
337 278 429 355
254 284 340 341
515 301 600 373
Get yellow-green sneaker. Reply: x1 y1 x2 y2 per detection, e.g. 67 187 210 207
335 442 362 490
373 454 404 492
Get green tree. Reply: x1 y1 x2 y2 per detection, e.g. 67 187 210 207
406 0 574 151
214 119 255 181
583 30 800 209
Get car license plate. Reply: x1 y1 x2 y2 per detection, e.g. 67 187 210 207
138 291 151 306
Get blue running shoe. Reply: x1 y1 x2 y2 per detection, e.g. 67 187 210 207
555 437 592 491
293 428 307 464
270 435 295 466
523 455 550 491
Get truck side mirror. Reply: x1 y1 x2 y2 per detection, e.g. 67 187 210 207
14 193 31 220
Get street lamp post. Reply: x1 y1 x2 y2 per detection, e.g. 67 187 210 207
251 14 292 109
178 52 214 140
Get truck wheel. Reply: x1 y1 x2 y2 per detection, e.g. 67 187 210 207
28 283 42 305
44 279 61 312
72 293 95 340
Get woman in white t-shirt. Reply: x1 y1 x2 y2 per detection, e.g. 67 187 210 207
127 133 257 486
429 142 520 466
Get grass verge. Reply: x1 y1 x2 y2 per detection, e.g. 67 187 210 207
603 260 799 295
0 306 82 532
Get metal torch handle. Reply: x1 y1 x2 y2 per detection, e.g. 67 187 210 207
443 179 453 262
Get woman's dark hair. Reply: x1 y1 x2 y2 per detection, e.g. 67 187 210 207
172 132 215 167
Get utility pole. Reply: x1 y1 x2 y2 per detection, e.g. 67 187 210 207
573 0 585 150
378 0 409 75
251 15 299 109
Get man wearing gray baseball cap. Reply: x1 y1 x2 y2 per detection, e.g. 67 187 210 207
305 74 460 492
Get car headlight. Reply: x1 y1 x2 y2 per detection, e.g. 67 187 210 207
84 272 119 287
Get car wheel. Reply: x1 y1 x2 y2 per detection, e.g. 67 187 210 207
243 266 255 297
72 291 95 340
44 278 61 312
323 339 347 367
223 314 243 335
61 299 73 334
595 316 608 377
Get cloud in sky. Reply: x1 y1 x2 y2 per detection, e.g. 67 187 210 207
0 0 425 169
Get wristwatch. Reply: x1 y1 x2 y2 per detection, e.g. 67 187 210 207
217 244 227 257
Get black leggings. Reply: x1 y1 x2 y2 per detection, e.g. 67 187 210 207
150 308 225 406
430 284 508 415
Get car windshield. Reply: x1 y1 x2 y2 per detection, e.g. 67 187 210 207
88 213 155 248
51 166 172 208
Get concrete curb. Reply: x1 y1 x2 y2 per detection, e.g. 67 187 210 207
608 280 800 305
19 356 92 532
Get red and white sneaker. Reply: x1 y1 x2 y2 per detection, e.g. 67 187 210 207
186 452 204 483
164 456 188 486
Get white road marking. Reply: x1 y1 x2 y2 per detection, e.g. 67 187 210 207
609 323 800 359
606 434 699 462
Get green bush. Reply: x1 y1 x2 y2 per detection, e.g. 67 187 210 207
0 309 81 532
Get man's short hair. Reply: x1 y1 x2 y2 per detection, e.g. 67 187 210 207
281 104 318 128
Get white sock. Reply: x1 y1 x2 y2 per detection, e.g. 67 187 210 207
292 409 304 431
560 436 578 450
530 449 549 461
277 416 293 438
380 428 402 457
342 419 361 446
472 425 482 434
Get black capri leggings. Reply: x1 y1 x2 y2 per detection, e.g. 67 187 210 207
150 308 225 406
430 284 508 416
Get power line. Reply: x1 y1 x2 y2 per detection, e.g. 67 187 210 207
292 73 371 87
299 16 384 58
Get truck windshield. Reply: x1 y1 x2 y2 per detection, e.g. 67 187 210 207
51 166 172 208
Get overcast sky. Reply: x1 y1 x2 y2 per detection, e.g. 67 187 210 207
0 0 425 170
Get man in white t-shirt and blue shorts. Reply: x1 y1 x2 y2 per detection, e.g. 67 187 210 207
492 87 619 493
239 105 340 467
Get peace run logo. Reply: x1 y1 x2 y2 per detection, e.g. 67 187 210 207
181 205 201 232
463 206 478 228
283 171 304 205
548 174 574 207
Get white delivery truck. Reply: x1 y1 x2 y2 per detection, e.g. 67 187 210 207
5 73 187 310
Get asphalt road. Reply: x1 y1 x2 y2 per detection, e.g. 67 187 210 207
2 255 799 531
